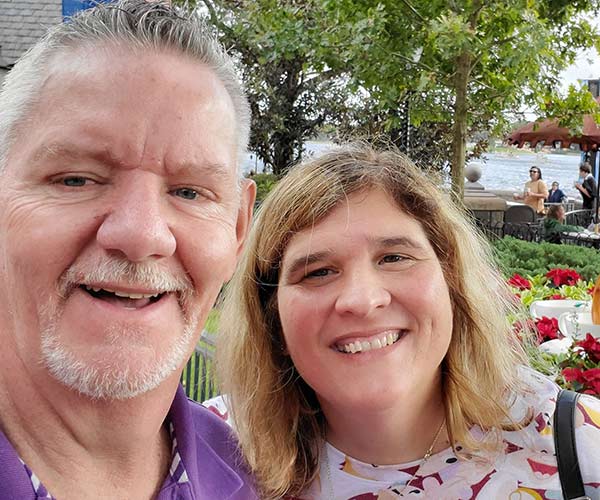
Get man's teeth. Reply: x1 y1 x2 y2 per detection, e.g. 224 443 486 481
338 331 400 353
84 285 160 300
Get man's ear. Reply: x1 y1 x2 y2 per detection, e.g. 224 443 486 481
234 178 256 260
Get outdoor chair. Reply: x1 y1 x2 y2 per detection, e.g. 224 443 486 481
503 205 541 242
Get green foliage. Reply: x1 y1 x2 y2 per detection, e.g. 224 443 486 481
318 0 600 196
183 0 600 191
515 278 592 307
539 84 600 134
493 236 600 281
200 0 350 175
251 173 279 203
204 309 220 335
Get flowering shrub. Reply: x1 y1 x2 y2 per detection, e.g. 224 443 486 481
546 268 581 287
507 268 599 397
534 316 560 343
507 274 531 290
507 269 593 307
558 335 600 396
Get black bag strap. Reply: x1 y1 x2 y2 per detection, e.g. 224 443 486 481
553 389 589 500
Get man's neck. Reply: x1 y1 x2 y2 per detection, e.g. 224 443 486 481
0 361 180 499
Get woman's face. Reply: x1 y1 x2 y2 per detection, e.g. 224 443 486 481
277 188 453 413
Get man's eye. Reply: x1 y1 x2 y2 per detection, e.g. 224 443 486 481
305 268 333 279
61 176 91 187
172 187 199 200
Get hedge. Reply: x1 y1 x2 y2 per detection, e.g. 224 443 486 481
492 237 600 281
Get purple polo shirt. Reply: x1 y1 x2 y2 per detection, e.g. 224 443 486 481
0 385 257 499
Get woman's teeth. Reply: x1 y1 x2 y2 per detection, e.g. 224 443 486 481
336 331 401 354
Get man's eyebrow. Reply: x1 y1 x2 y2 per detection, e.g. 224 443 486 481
172 160 233 178
32 143 119 166
32 143 235 176
282 251 332 279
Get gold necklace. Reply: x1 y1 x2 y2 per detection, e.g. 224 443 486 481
322 419 446 499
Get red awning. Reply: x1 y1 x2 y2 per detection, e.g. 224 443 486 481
507 99 600 151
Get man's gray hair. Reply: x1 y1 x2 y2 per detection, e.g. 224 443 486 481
0 0 250 173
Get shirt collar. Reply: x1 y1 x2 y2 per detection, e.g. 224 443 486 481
168 385 249 499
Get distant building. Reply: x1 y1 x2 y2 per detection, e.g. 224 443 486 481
0 0 110 87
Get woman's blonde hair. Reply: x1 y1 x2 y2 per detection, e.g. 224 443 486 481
217 143 528 498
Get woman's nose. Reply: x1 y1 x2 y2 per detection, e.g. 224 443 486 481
334 268 391 317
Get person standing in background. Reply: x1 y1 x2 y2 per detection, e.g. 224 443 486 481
548 181 567 203
513 166 548 215
575 162 597 210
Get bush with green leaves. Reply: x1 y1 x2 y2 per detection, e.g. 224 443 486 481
250 173 279 203
492 237 600 281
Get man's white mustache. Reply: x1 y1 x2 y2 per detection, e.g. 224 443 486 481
58 258 194 300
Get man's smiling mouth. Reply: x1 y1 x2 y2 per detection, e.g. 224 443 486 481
81 285 166 309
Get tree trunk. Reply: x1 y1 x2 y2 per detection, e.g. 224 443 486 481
450 49 471 204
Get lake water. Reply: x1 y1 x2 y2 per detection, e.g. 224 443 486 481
479 151 585 199
243 143 588 200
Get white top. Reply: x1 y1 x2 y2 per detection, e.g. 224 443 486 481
204 369 600 499
300 370 600 499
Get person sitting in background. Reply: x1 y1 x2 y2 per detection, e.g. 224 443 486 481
544 204 585 244
575 162 597 210
513 166 547 215
548 181 567 203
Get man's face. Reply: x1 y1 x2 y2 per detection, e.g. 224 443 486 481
0 47 254 399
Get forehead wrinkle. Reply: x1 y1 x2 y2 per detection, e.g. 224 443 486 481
32 142 124 169
372 236 427 250
168 159 234 179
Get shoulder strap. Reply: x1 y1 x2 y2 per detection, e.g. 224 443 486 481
553 389 589 500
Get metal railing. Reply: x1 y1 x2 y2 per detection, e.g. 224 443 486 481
181 331 217 402
472 208 598 248
564 209 594 227
473 218 544 243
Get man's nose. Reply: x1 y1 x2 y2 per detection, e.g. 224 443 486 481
334 267 391 317
96 179 176 262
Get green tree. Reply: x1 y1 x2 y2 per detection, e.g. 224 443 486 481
199 0 349 175
320 0 600 200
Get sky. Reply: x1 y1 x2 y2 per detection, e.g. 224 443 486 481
560 47 600 91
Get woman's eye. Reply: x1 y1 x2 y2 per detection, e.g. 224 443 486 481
380 254 405 264
172 187 199 200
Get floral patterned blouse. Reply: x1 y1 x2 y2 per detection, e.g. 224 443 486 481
204 369 600 499
298 370 600 499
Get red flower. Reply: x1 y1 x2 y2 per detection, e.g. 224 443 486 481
535 316 560 343
581 367 600 383
588 285 596 296
545 268 581 287
550 294 564 300
562 367 584 383
575 333 600 364
508 274 531 290
581 368 600 395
